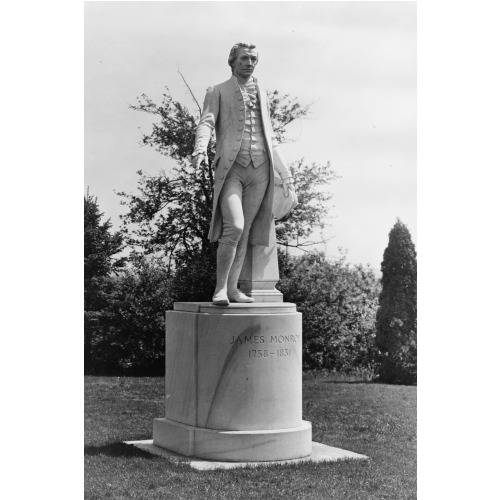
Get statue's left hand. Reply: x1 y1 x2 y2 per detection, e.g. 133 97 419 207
283 178 295 198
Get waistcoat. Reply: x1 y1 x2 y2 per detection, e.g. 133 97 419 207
233 78 268 168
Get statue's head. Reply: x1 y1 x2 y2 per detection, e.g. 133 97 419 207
228 42 259 81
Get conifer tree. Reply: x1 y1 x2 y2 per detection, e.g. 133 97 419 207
375 219 417 384
84 191 125 373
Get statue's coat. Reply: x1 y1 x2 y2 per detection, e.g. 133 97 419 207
194 76 291 247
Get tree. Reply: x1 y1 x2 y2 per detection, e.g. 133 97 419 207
84 190 125 373
118 84 338 302
99 254 172 375
84 190 125 287
278 251 381 374
375 219 417 384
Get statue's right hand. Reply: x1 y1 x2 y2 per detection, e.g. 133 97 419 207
191 153 204 169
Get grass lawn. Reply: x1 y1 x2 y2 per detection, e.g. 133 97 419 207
85 374 416 499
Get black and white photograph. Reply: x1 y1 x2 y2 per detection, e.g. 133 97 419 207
7 0 500 498
83 1 417 498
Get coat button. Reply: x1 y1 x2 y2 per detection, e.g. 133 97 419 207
219 173 225 179
239 106 244 111
229 156 234 161
239 116 244 121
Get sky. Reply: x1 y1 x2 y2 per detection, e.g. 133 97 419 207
85 1 416 272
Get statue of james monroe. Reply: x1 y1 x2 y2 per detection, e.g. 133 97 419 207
192 42 295 305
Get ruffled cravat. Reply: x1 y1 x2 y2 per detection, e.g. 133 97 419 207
238 78 258 108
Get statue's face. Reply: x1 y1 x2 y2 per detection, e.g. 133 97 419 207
233 47 258 81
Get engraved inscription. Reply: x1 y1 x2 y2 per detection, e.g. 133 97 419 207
229 335 265 345
229 333 300 359
249 348 291 358
270 334 300 343
229 334 300 345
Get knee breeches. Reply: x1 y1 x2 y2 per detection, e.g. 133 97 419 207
218 161 269 247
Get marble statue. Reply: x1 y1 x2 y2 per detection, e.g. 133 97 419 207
142 43 365 465
192 42 298 306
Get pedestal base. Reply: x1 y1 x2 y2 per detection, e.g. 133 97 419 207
153 418 312 462
125 440 369 470
153 301 310 463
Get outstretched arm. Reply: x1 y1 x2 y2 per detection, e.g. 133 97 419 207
191 86 220 168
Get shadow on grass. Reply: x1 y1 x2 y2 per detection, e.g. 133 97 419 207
319 379 417 387
85 442 157 459
319 380 374 385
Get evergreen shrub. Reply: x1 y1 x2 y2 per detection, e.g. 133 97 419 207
375 219 417 385
278 251 381 374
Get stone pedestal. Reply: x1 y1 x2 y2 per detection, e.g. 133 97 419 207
152 301 312 462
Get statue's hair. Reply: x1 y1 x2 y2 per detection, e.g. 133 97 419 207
228 42 258 69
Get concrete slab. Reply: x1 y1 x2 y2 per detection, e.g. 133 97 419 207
124 440 368 471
